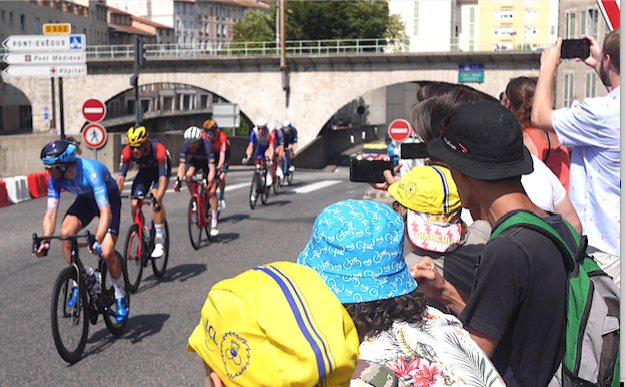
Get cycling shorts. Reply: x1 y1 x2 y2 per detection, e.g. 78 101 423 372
131 159 172 199
65 190 121 236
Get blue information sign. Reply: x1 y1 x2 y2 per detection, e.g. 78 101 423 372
459 63 484 72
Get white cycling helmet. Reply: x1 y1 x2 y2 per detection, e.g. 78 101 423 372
256 117 268 127
282 120 291 128
184 126 203 143
267 121 276 131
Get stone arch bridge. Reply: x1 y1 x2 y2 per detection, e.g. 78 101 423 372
1 51 541 150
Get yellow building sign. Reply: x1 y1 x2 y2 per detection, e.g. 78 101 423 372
43 24 71 35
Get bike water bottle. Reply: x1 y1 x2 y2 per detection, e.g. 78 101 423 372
93 269 102 294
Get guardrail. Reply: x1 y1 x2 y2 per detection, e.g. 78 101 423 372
0 37 550 60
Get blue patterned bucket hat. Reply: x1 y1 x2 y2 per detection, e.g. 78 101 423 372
298 200 417 304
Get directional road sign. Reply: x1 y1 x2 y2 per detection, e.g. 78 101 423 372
43 23 71 35
3 64 87 77
82 123 108 150
3 52 86 65
388 119 412 142
2 34 85 52
82 98 107 123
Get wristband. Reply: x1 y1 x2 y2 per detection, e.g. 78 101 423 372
92 241 103 255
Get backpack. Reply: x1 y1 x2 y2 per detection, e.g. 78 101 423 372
491 211 620 387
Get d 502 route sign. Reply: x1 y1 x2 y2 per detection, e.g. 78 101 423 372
388 119 412 142
43 23 71 35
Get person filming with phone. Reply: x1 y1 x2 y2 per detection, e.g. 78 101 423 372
530 29 620 288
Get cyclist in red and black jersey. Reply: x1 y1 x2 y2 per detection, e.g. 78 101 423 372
202 119 230 212
117 125 171 258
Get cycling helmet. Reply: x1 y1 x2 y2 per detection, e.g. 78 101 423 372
256 117 268 128
203 119 218 132
267 121 276 131
41 140 77 166
126 125 148 147
184 126 203 143
282 120 291 128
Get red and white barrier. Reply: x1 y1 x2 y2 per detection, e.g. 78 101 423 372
4 176 31 204
28 172 48 199
0 181 10 208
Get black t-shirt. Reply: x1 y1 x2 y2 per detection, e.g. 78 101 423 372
458 209 571 387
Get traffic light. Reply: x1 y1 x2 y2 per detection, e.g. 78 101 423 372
134 35 146 67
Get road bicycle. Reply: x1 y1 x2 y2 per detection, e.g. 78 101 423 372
184 177 213 249
122 194 170 293
32 232 130 364
283 148 295 186
249 157 270 209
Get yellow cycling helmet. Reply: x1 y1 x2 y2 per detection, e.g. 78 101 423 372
203 119 218 131
126 125 148 147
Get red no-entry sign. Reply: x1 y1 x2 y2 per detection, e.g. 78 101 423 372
388 119 412 142
82 98 106 123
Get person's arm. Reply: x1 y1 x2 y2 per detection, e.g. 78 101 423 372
95 205 112 245
244 143 253 159
36 208 57 257
579 34 605 77
554 195 583 236
530 38 562 132
410 257 469 315
155 144 169 202
466 327 500 358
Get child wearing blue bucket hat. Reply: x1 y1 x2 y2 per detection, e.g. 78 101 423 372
298 200 505 387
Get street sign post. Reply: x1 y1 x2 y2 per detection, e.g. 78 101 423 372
82 123 108 160
82 98 107 123
213 103 241 135
597 0 620 31
2 34 85 52
3 52 86 65
388 119 412 142
4 64 87 77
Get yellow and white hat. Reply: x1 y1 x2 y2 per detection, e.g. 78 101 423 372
388 166 463 253
187 261 360 387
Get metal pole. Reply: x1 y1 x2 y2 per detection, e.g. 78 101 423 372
275 0 280 53
135 65 140 126
50 78 56 130
93 149 97 161
232 104 236 137
280 0 286 69
59 77 65 140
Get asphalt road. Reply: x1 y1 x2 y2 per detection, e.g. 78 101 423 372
0 168 373 386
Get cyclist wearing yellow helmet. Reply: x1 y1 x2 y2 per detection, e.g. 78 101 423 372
117 125 171 258
202 119 230 212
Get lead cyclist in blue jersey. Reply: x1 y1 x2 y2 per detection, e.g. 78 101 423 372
35 140 128 322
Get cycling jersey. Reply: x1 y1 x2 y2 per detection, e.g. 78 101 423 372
202 129 229 155
273 129 284 148
249 127 275 158
282 126 298 146
47 158 118 210
119 140 170 178
180 138 215 175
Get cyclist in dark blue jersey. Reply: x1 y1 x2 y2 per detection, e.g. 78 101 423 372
281 120 298 174
35 140 128 322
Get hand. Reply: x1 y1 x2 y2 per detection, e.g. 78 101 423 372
151 197 161 212
578 35 603 72
410 257 447 302
90 241 103 256
35 242 50 258
368 163 402 191
540 37 562 70
242 157 249 165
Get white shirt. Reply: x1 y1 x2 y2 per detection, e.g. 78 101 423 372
551 87 620 256
522 154 567 213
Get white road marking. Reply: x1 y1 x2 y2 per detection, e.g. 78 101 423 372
286 180 342 194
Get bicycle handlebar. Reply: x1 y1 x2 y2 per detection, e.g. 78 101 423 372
32 231 95 255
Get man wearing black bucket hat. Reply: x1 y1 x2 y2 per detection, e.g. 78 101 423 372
411 101 572 387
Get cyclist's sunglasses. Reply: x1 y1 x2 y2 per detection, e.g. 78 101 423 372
440 116 468 154
130 144 143 149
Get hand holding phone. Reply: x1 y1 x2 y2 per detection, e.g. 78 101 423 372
561 39 591 59
401 142 429 159
350 159 395 183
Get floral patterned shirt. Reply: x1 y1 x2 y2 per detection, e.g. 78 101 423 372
358 306 507 387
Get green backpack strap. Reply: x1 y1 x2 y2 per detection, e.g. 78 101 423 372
491 211 577 272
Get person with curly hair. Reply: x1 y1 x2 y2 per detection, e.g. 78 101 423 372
298 200 505 387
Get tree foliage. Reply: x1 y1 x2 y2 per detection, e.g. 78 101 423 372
233 1 407 42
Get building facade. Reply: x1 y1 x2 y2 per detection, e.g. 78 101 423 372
108 7 174 45
555 0 611 108
389 0 453 52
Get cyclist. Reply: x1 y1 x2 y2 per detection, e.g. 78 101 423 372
35 140 128 322
242 118 276 202
281 120 298 175
174 126 218 236
202 119 230 212
269 121 285 181
117 125 171 258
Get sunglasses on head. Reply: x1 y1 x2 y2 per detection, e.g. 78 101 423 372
440 116 468 154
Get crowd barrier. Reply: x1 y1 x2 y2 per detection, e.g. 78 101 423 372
0 181 10 208
4 176 31 204
28 173 48 199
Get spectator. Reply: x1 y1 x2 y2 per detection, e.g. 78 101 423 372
66 136 82 155
413 101 571 386
531 30 620 288
187 261 360 387
298 200 506 387
505 76 571 191
499 91 506 105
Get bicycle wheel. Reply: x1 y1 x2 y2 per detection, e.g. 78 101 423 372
205 204 212 241
287 167 294 185
260 171 269 205
51 266 88 364
123 223 143 293
188 196 202 249
273 171 280 194
151 219 169 278
249 172 259 210
101 252 130 336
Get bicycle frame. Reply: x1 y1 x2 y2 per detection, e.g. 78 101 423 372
130 196 153 260
190 180 209 227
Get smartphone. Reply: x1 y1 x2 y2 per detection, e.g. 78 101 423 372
561 39 591 59
401 142 429 159
350 159 394 183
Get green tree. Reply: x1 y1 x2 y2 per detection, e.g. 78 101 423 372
233 1 406 42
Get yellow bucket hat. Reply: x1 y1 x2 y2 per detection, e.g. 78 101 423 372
187 261 360 387
388 165 461 215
